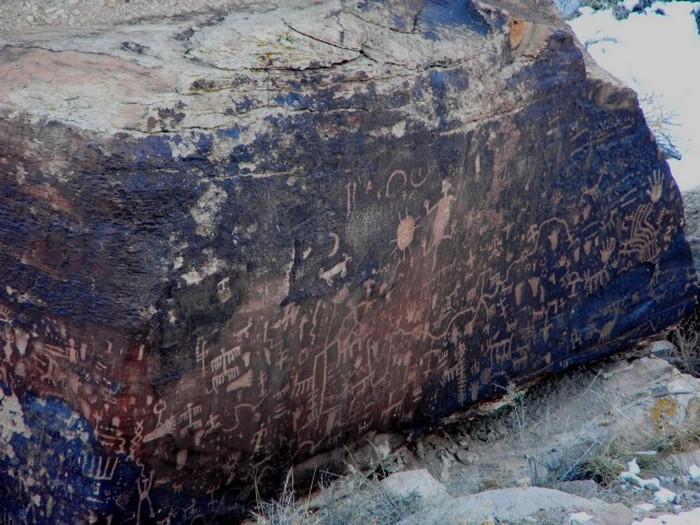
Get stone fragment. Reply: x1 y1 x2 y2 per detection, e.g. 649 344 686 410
400 486 612 524
381 469 448 500
654 488 678 504
570 512 594 525
689 463 700 482
456 449 479 465
559 480 599 499
591 503 634 525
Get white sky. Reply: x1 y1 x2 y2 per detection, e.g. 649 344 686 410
568 2 700 191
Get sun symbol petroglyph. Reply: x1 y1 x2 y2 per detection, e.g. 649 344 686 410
396 214 417 251
390 211 418 260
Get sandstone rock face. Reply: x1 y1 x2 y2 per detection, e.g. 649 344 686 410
0 0 696 523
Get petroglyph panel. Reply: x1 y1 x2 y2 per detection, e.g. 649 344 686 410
0 0 697 523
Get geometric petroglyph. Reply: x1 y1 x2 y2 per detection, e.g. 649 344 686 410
0 0 696 523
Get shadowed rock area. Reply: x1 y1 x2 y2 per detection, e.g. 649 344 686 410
0 0 697 523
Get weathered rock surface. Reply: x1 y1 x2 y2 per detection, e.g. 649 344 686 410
381 470 635 525
350 353 700 525
0 0 697 523
388 481 628 525
394 355 700 498
682 187 700 275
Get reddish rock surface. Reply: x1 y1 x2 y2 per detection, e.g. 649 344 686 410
0 0 696 523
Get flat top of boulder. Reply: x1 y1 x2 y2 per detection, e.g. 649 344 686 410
0 0 561 31
0 0 244 30
1 0 523 135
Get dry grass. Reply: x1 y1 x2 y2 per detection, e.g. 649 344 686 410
668 325 700 376
554 436 628 487
246 467 422 525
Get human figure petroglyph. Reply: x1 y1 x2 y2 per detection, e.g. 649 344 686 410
547 226 561 250
581 174 604 203
2 327 14 361
319 253 351 286
136 469 155 524
423 179 456 253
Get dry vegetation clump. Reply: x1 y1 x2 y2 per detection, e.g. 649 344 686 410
668 318 700 376
247 468 422 525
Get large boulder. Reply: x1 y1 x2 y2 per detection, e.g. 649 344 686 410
0 0 696 523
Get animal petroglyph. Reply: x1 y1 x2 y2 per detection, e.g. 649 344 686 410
598 309 620 343
0 2 696 522
319 253 352 286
